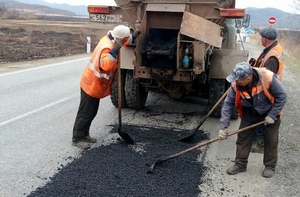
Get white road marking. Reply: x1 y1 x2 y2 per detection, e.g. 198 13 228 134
0 57 89 77
0 94 78 127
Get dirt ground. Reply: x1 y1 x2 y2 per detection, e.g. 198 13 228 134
0 19 115 63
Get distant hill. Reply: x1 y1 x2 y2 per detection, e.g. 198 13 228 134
246 7 300 30
0 0 77 16
1 0 300 29
0 0 88 16
15 0 88 16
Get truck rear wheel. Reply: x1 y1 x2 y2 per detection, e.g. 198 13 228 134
208 79 238 119
125 70 148 109
208 79 225 118
110 69 127 108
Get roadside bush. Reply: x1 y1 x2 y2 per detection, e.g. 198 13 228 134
0 5 7 15
27 14 38 20
2 10 19 19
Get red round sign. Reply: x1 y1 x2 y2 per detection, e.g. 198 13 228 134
268 16 276 25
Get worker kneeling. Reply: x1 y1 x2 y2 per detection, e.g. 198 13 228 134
218 62 287 178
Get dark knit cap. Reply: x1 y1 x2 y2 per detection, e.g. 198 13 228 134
259 27 278 40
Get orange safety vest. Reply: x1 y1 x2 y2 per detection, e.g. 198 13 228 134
80 35 131 99
80 36 116 99
233 67 282 118
257 43 284 81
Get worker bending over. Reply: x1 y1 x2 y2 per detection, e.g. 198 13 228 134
72 25 140 150
219 62 287 178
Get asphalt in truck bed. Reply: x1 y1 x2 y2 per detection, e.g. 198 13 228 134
27 125 209 197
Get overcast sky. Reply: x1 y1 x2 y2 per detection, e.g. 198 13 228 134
43 0 299 13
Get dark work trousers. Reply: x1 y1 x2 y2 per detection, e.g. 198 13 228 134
72 88 100 142
235 108 280 170
255 125 264 137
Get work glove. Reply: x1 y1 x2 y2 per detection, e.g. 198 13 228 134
249 57 256 66
219 129 228 140
133 29 141 38
113 38 123 51
264 115 274 125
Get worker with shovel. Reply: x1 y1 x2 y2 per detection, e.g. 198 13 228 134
249 27 284 153
219 62 287 178
72 25 140 150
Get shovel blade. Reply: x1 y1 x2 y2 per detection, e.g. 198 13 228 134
178 119 205 142
178 132 196 142
117 126 134 145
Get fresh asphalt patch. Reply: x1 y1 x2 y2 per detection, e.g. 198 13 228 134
28 125 209 197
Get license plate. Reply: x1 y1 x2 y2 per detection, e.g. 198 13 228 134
89 14 123 23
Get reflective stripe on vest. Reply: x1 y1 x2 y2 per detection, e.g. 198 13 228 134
80 36 117 98
88 42 113 80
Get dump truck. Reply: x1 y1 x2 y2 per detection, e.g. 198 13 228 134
87 0 250 118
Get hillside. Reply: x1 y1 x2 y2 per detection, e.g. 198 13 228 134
1 1 300 29
0 0 76 17
0 0 88 16
247 7 300 29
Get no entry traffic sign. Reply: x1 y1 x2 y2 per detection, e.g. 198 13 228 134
268 16 276 25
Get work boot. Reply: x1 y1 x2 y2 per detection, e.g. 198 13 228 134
72 140 91 150
226 165 246 175
84 135 97 144
262 167 275 178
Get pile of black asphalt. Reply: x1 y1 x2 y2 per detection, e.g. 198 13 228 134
28 125 209 197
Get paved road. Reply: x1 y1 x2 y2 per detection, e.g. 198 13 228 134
0 55 92 196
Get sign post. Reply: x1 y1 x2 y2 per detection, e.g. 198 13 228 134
87 37 91 54
268 16 276 25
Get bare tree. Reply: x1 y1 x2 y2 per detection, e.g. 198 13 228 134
0 4 7 15
292 0 300 13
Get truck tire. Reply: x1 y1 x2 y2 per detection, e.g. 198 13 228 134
110 69 127 108
208 79 226 118
208 79 238 119
125 70 148 109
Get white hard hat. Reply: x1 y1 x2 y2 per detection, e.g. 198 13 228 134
111 25 130 39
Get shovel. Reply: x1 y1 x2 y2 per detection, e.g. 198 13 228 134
117 60 134 145
147 120 266 173
178 87 230 142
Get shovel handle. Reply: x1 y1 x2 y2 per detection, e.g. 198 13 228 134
170 121 265 160
178 87 231 142
194 87 230 131
117 55 122 125
148 121 266 173
205 87 230 119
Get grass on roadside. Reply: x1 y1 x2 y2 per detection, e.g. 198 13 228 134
249 32 300 76
284 55 300 75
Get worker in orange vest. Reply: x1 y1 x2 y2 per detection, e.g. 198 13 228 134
219 62 287 178
72 25 140 150
248 27 284 153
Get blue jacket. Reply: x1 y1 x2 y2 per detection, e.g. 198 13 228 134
220 68 287 129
